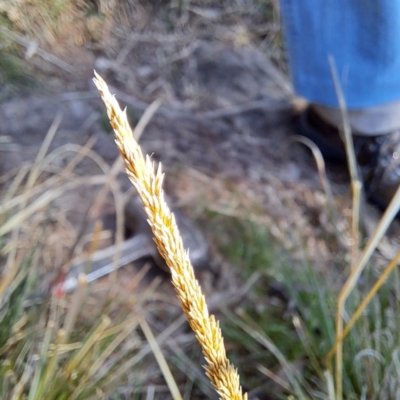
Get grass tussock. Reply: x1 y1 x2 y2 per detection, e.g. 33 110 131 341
0 110 208 399
209 214 400 399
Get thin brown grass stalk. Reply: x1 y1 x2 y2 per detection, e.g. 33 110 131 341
140 318 183 400
288 135 341 244
329 57 362 400
329 57 362 269
326 182 400 384
327 249 400 361
93 72 247 400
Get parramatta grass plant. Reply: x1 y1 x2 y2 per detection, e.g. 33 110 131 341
0 108 201 399
1 70 400 399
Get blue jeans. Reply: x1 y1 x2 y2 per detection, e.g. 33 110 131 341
280 1 400 110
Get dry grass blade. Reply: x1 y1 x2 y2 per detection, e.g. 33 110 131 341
102 314 186 388
65 315 111 376
24 112 63 196
0 175 107 236
324 370 336 400
329 249 400 359
326 183 400 386
133 99 161 141
288 135 340 243
329 57 362 267
328 57 359 184
63 274 88 341
257 365 292 392
93 71 247 400
140 318 183 400
224 308 307 400
330 57 362 400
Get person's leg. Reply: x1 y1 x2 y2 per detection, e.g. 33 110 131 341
280 0 400 109
280 0 400 208
313 102 400 137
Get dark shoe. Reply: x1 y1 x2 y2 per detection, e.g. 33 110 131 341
296 107 400 209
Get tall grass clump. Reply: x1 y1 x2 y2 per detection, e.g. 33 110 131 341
0 115 180 398
207 207 400 399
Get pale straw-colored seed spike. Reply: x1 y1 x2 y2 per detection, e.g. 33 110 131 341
93 72 247 400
